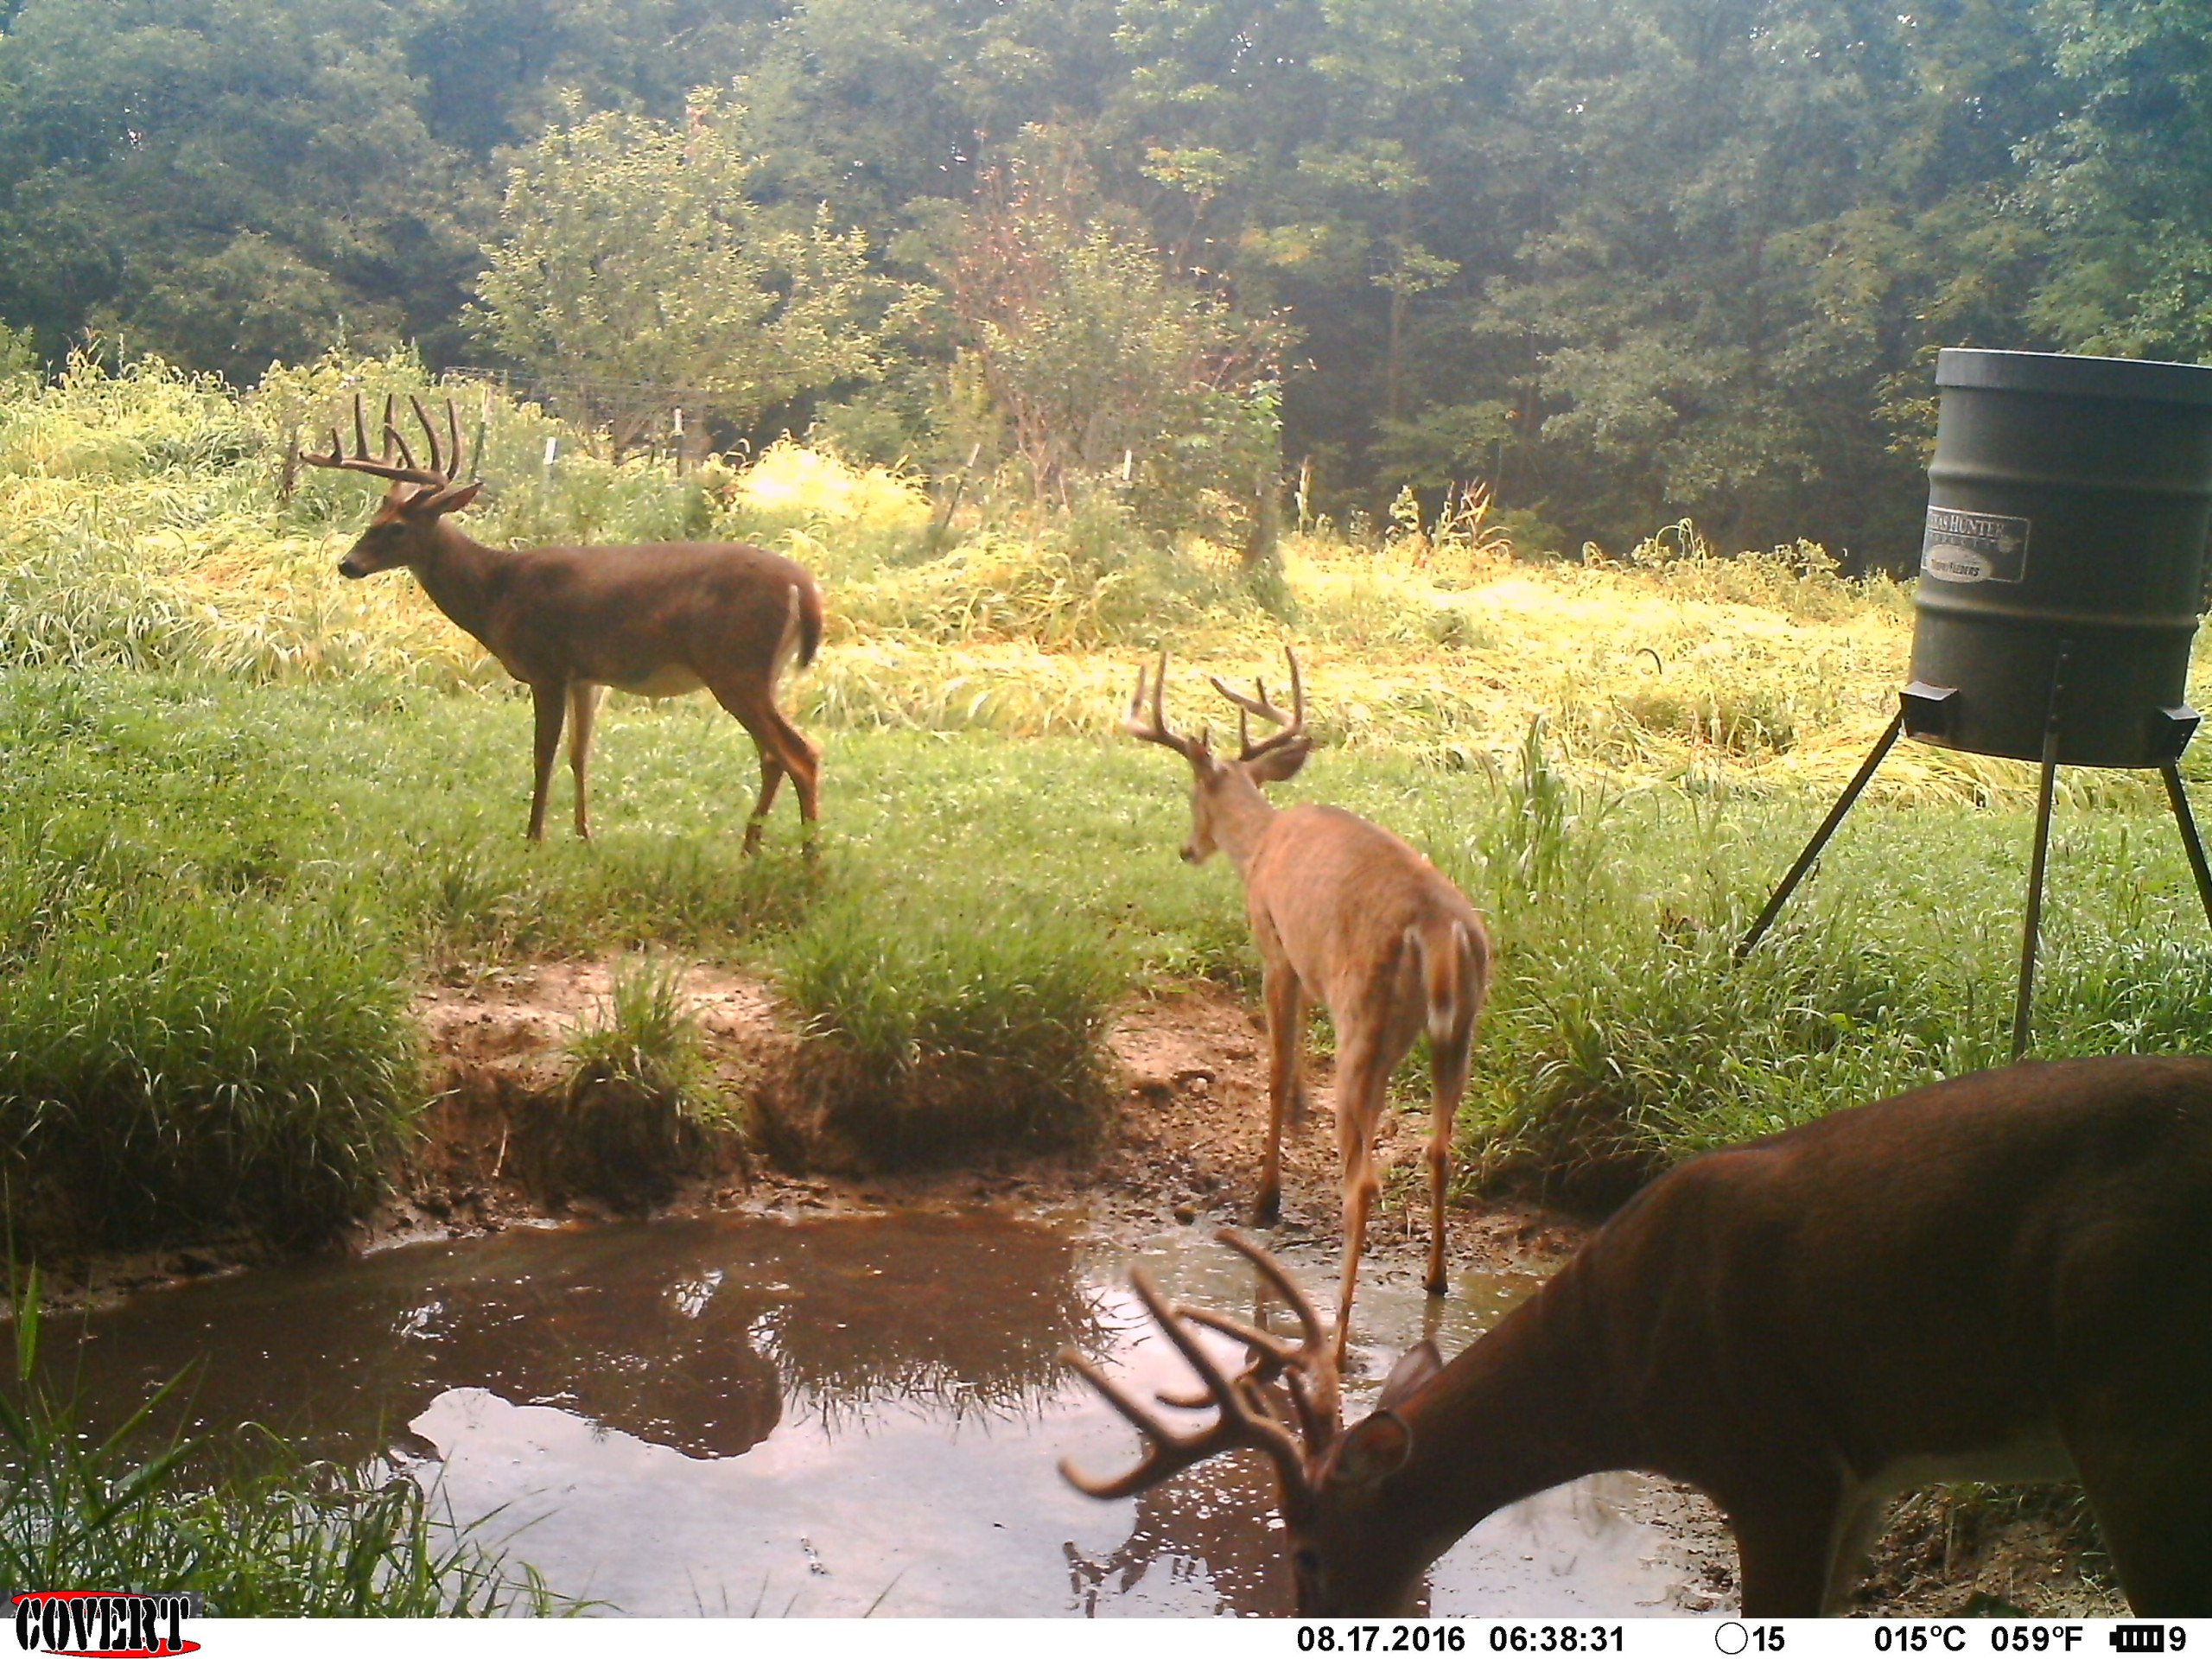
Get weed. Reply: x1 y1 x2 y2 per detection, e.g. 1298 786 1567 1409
0 1273 562 1614
526 955 734 1209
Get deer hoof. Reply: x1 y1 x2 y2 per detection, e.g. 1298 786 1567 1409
1250 1189 1281 1226
1424 1270 1447 1297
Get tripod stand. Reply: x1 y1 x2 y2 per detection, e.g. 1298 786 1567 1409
1735 644 2212 1059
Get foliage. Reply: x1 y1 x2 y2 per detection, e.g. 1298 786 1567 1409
0 0 480 378
941 152 1284 538
2023 0 2212 362
0 0 2203 566
471 89 889 448
0 1276 562 1614
535 954 733 1208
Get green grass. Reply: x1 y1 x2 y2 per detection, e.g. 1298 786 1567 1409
11 660 2212 1234
0 1276 561 1614
766 886 1120 1168
10 354 2212 1243
529 954 732 1208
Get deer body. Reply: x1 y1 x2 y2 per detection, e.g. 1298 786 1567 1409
1126 651 1491 1358
1067 1057 2212 1616
306 395 821 847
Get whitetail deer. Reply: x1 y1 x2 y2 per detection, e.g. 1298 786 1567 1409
1064 1055 2212 1615
301 393 821 849
1124 647 1491 1359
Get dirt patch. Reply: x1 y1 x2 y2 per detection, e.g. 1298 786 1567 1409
390 962 1574 1272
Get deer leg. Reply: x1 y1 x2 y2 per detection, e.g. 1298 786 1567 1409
1726 1478 1852 1617
2070 1407 2212 1613
527 683 568 842
1255 964 1306 1226
1424 1027 1473 1295
764 701 821 836
747 741 788 855
1331 1038 1391 1365
712 683 818 854
568 682 601 840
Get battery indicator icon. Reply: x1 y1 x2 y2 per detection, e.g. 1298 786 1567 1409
2112 1630 2167 1653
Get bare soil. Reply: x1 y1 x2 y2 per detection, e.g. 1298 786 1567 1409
59 956 2124 1619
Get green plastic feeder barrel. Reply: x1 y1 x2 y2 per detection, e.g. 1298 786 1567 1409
1902 348 2212 766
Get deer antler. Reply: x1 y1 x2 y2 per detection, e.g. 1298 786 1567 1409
1122 652 1207 762
1173 1229 1342 1451
1061 1233 1347 1512
1210 646 1306 765
298 391 473 505
1059 1259 1316 1507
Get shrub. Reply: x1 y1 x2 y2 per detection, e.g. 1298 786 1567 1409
523 955 735 1210
765 893 1118 1171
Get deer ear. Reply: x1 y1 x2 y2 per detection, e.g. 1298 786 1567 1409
411 480 482 517
1328 1409 1413 1491
1245 737 1312 785
1377 1339 1444 1410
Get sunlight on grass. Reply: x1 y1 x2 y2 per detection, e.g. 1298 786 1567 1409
8 354 2212 1226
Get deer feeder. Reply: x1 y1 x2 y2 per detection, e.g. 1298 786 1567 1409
1739 348 2212 1057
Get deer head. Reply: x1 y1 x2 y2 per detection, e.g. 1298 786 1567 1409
1123 647 1312 864
298 391 482 578
1060 1230 1446 1614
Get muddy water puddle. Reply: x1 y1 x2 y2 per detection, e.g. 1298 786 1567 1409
45 1212 1710 1617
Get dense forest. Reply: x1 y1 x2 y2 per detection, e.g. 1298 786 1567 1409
1 0 2207 568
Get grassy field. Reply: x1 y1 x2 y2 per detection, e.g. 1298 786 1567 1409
8 353 2212 1243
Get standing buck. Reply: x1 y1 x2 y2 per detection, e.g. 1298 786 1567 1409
301 393 821 849
1064 1056 2212 1615
1124 647 1491 1357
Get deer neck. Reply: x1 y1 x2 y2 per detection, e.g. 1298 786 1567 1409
1210 772 1280 877
1376 1265 1637 1573
404 520 504 649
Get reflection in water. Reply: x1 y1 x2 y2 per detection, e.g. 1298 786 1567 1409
35 1213 1700 1617
41 1212 1097 1464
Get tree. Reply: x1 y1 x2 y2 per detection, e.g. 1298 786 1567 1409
0 0 479 378
2025 0 2212 362
469 90 887 448
943 148 1283 535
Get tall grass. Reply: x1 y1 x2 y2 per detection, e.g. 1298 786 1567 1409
7 353 2212 1226
527 955 733 1208
0 1277 559 1614
766 887 1120 1168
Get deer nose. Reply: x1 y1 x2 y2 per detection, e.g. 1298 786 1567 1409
1179 843 1200 864
336 556 366 580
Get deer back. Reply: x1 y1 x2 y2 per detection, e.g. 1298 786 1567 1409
1243 803 1486 1007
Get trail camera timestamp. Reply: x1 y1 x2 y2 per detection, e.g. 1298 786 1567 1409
1296 1627 1625 1654
1295 1624 1470 1652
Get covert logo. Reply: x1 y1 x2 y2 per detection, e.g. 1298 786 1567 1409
10 1592 200 1657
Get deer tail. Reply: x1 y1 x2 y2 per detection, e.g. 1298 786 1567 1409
1409 918 1475 1047
792 575 823 670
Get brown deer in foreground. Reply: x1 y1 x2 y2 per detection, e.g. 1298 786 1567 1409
1124 647 1491 1358
1063 1055 2212 1615
301 394 822 849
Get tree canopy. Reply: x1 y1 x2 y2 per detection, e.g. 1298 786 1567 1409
2 0 2208 566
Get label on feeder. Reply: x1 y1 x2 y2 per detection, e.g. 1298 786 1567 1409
1921 506 2031 583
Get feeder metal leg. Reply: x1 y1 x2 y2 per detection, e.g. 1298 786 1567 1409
2012 642 2071 1063
1736 712 1904 961
2013 747 2059 1062
2159 762 2212 934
